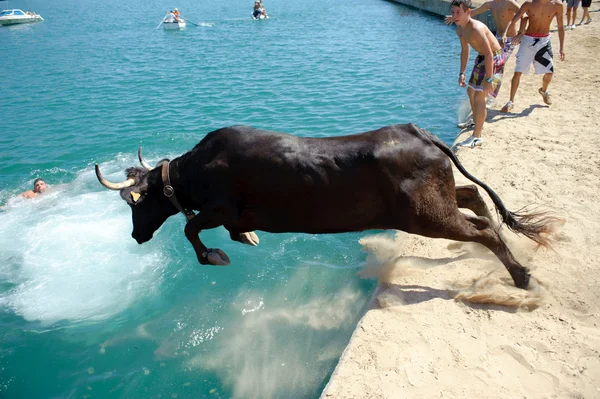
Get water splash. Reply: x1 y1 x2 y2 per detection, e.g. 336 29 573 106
0 161 169 325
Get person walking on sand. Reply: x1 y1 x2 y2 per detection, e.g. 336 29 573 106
445 0 527 106
578 0 592 25
451 0 508 148
565 0 580 29
499 0 565 112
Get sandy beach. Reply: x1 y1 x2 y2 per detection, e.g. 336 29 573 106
322 4 600 398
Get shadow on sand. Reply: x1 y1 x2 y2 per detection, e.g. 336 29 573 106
486 103 548 123
377 282 522 313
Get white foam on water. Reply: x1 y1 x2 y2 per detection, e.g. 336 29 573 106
0 160 169 325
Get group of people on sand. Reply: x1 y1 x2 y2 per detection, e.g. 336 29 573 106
253 0 269 19
565 0 593 28
446 0 579 148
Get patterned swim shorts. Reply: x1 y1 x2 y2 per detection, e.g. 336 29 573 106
468 49 507 96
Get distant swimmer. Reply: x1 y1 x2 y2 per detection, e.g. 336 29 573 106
20 178 48 199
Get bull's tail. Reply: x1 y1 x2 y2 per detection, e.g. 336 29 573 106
428 132 557 247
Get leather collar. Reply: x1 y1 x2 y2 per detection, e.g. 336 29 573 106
160 161 196 221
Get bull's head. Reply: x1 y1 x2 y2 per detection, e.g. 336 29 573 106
95 149 178 244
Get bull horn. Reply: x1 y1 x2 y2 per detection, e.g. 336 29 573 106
95 164 135 190
138 147 153 170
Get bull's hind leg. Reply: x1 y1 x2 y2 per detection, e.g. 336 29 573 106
455 185 496 225
412 209 530 289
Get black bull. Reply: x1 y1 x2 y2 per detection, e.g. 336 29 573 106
95 124 554 289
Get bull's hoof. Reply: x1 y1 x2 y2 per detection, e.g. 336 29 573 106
513 269 531 290
239 231 259 246
201 249 231 266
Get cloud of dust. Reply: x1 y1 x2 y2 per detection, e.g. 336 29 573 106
186 269 364 399
454 270 545 311
357 232 424 285
449 232 547 310
358 230 547 310
458 97 472 124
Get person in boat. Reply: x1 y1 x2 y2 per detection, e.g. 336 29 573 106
253 1 267 19
173 8 180 21
165 11 177 23
253 1 262 18
19 178 48 199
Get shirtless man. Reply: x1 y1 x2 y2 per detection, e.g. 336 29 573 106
20 178 47 199
451 0 508 147
446 0 526 102
499 0 565 112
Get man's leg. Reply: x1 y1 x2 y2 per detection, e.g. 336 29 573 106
539 72 554 105
579 8 584 24
541 72 552 92
467 85 475 115
472 89 486 138
501 72 522 112
509 72 522 103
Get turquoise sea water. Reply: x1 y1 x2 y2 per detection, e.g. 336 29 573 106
1 0 467 397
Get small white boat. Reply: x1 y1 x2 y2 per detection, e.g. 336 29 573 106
0 9 44 26
162 19 186 30
252 14 269 20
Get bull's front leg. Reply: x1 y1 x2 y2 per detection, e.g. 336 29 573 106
184 214 230 266
228 230 260 246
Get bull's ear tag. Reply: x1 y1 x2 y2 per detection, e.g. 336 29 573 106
131 192 141 203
